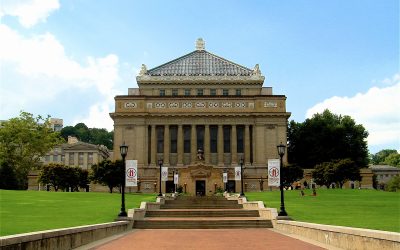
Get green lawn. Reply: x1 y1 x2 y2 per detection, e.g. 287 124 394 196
0 190 156 236
246 189 400 232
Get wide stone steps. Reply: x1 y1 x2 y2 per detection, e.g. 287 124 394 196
133 196 272 229
146 209 259 217
134 218 272 229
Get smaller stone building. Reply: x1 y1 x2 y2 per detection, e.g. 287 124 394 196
28 136 111 191
370 165 400 189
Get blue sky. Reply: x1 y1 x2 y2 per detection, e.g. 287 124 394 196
0 0 399 154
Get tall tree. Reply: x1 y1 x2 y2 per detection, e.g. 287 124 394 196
90 160 123 193
370 149 399 166
288 109 369 168
281 164 304 189
60 124 113 149
0 112 63 189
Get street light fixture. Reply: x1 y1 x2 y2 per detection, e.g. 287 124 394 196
240 157 245 197
277 142 288 216
158 159 163 197
118 142 128 217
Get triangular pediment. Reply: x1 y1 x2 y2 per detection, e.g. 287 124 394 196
190 166 212 178
146 50 254 77
62 142 99 151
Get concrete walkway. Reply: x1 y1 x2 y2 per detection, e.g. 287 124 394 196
82 229 331 250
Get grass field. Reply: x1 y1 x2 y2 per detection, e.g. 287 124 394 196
1 189 399 236
0 190 155 236
246 189 400 232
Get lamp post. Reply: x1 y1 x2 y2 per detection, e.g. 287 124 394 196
158 159 163 197
240 157 245 197
277 142 288 216
118 142 128 217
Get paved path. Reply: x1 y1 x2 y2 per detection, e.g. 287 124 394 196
86 229 329 250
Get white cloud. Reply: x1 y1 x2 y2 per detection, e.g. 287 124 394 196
0 23 122 131
306 74 400 150
0 0 60 28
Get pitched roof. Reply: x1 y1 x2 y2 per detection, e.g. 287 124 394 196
146 50 255 77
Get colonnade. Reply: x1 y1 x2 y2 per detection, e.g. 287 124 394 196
148 124 253 167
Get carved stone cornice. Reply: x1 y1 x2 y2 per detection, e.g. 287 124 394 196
137 75 264 84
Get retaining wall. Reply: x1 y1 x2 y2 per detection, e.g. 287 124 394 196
0 221 132 250
275 220 400 250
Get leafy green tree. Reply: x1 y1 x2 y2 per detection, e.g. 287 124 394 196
0 112 64 189
370 149 397 165
288 109 369 169
281 164 304 189
60 123 113 149
39 163 65 191
383 152 400 167
312 161 336 188
332 158 361 188
90 160 123 193
385 176 400 192
0 160 19 189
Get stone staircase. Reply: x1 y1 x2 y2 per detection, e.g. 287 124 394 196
134 196 273 229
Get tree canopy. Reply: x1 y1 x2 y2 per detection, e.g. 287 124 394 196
0 112 63 189
39 163 89 191
312 158 360 188
60 123 113 149
90 160 123 193
370 149 399 167
288 109 369 169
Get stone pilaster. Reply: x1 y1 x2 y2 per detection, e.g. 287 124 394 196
231 125 237 165
177 125 183 167
150 125 156 166
204 125 210 164
191 124 197 163
218 125 224 166
164 125 170 166
244 125 251 166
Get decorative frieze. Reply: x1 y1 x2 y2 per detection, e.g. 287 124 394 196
264 101 277 108
124 102 137 108
155 102 166 108
144 101 257 110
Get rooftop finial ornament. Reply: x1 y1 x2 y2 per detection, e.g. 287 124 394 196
196 38 205 50
139 64 147 76
253 64 261 76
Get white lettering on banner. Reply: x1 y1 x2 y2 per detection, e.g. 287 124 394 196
268 159 280 187
126 160 137 187
174 174 179 184
161 167 169 181
223 173 228 183
235 167 241 181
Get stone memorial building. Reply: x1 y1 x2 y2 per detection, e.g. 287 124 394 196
110 39 290 195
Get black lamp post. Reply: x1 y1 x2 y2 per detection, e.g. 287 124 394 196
158 159 163 197
277 142 288 216
118 142 128 217
240 157 245 197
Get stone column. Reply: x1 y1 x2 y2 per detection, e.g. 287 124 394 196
177 125 183 167
164 125 170 166
217 125 224 166
244 124 251 166
191 124 197 163
204 125 210 164
231 125 237 165
150 125 156 166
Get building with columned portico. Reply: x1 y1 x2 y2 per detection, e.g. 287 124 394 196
110 39 291 195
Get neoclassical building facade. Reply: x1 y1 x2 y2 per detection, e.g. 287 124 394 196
111 39 290 195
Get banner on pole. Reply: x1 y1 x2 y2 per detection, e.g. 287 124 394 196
268 159 280 187
174 174 179 184
223 173 228 183
234 167 241 181
125 160 138 187
161 167 168 181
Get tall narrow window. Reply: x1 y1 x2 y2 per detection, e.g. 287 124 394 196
197 89 204 96
170 126 177 153
78 152 84 165
184 89 191 96
148 126 152 164
183 126 191 153
197 126 205 150
210 126 218 153
160 89 165 96
210 89 217 96
235 89 242 96
223 89 229 96
69 153 74 165
157 126 164 153
172 89 178 96
237 126 244 153
88 153 93 164
223 126 231 153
